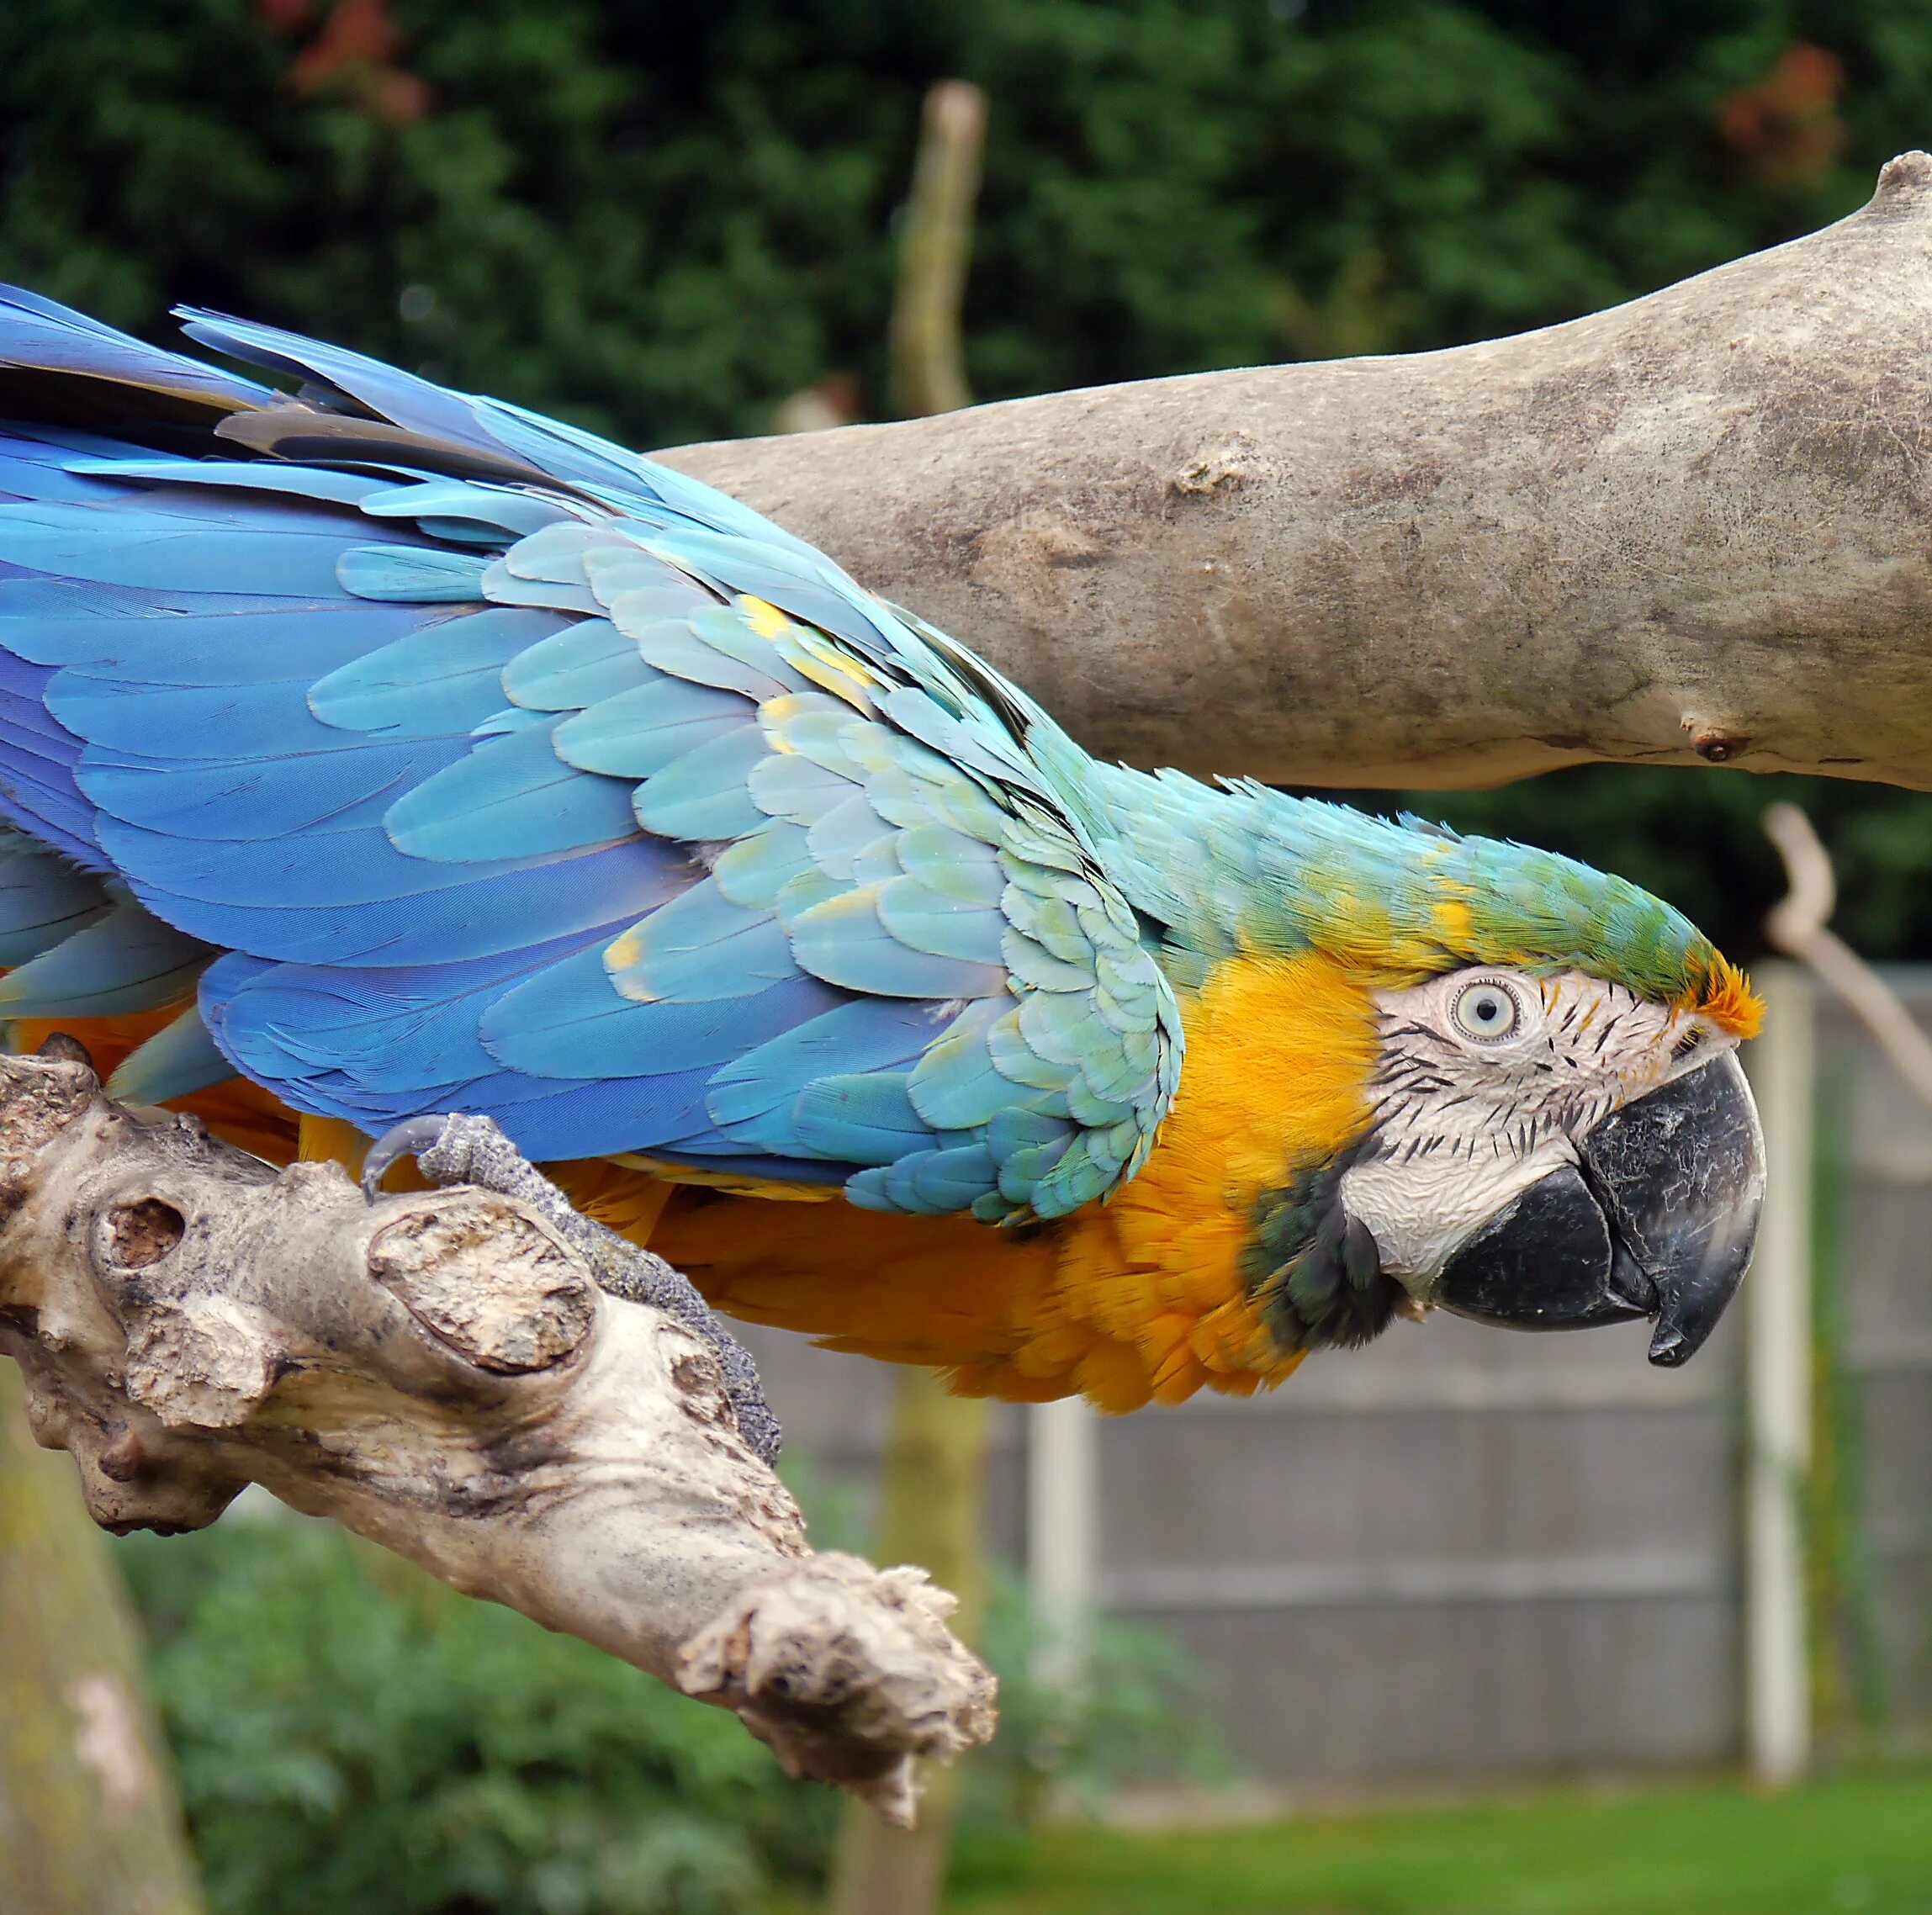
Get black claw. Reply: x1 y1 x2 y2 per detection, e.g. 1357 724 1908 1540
360 1114 458 1202
36 1031 93 1067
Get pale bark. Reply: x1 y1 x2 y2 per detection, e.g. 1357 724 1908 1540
0 1047 994 1822
661 151 1932 793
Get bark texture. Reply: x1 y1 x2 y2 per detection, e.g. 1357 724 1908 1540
0 1050 995 1823
661 152 1932 793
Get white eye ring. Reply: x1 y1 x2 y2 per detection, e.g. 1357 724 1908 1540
1452 979 1522 1044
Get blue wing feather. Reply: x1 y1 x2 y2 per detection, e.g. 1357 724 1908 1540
385 719 639 861
484 955 842 1080
553 678 747 779
792 1072 936 1166
308 606 568 737
707 997 947 1130
0 288 269 409
0 828 109 963
501 618 651 710
107 1002 236 1104
0 894 213 1017
79 740 442 840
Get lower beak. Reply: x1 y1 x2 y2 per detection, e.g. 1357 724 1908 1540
1432 1050 1765 1367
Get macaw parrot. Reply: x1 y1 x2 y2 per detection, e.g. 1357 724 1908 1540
0 288 1765 1412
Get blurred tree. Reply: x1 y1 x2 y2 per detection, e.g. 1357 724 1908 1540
825 76 994 1915
6 0 1932 952
0 1364 208 1915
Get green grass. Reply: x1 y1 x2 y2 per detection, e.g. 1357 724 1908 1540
945 1770 1932 1915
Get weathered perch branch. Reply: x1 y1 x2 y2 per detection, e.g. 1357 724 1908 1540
0 1047 995 1823
664 152 1932 792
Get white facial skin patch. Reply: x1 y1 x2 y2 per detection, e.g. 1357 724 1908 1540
1338 968 1741 1298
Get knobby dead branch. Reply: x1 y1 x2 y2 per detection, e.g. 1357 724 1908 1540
0 1040 995 1824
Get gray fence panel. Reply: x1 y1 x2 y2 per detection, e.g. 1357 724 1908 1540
735 1325 1028 1563
1822 976 1932 1728
739 1291 1744 1784
1090 1307 1742 1781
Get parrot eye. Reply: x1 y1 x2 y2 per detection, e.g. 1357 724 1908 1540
1452 980 1521 1044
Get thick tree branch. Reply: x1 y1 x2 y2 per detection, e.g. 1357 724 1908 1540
0 1049 995 1823
663 152 1932 791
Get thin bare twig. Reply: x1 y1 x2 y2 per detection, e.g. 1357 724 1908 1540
1761 801 1932 1108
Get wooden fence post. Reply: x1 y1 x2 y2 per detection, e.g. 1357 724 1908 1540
1744 960 1815 1786
826 1368 991 1915
1026 1396 1097 1685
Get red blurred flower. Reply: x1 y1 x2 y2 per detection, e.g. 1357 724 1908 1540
1718 44 1845 193
262 0 430 125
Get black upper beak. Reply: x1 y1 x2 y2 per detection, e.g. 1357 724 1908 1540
1433 1050 1765 1367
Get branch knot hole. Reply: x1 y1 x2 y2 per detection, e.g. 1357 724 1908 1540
104 1197 184 1270
1693 727 1750 762
1681 714 1752 762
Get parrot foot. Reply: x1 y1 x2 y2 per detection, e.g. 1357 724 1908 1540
364 1112 783 1464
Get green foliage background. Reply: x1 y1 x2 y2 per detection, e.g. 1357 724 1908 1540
4 0 1932 955
119 1516 834 1915
116 1509 1220 1915
8 0 1920 444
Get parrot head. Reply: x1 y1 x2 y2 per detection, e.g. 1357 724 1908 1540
1294 960 1764 1367
1105 778 1768 1378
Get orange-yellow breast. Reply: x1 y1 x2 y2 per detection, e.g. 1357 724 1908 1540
643 951 1382 1410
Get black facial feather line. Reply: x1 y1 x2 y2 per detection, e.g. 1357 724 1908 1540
1243 1138 1405 1355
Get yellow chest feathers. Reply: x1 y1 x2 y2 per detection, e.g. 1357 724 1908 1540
622 953 1382 1412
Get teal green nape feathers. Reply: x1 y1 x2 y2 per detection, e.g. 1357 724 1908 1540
1075 765 1750 1010
0 287 1765 1410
